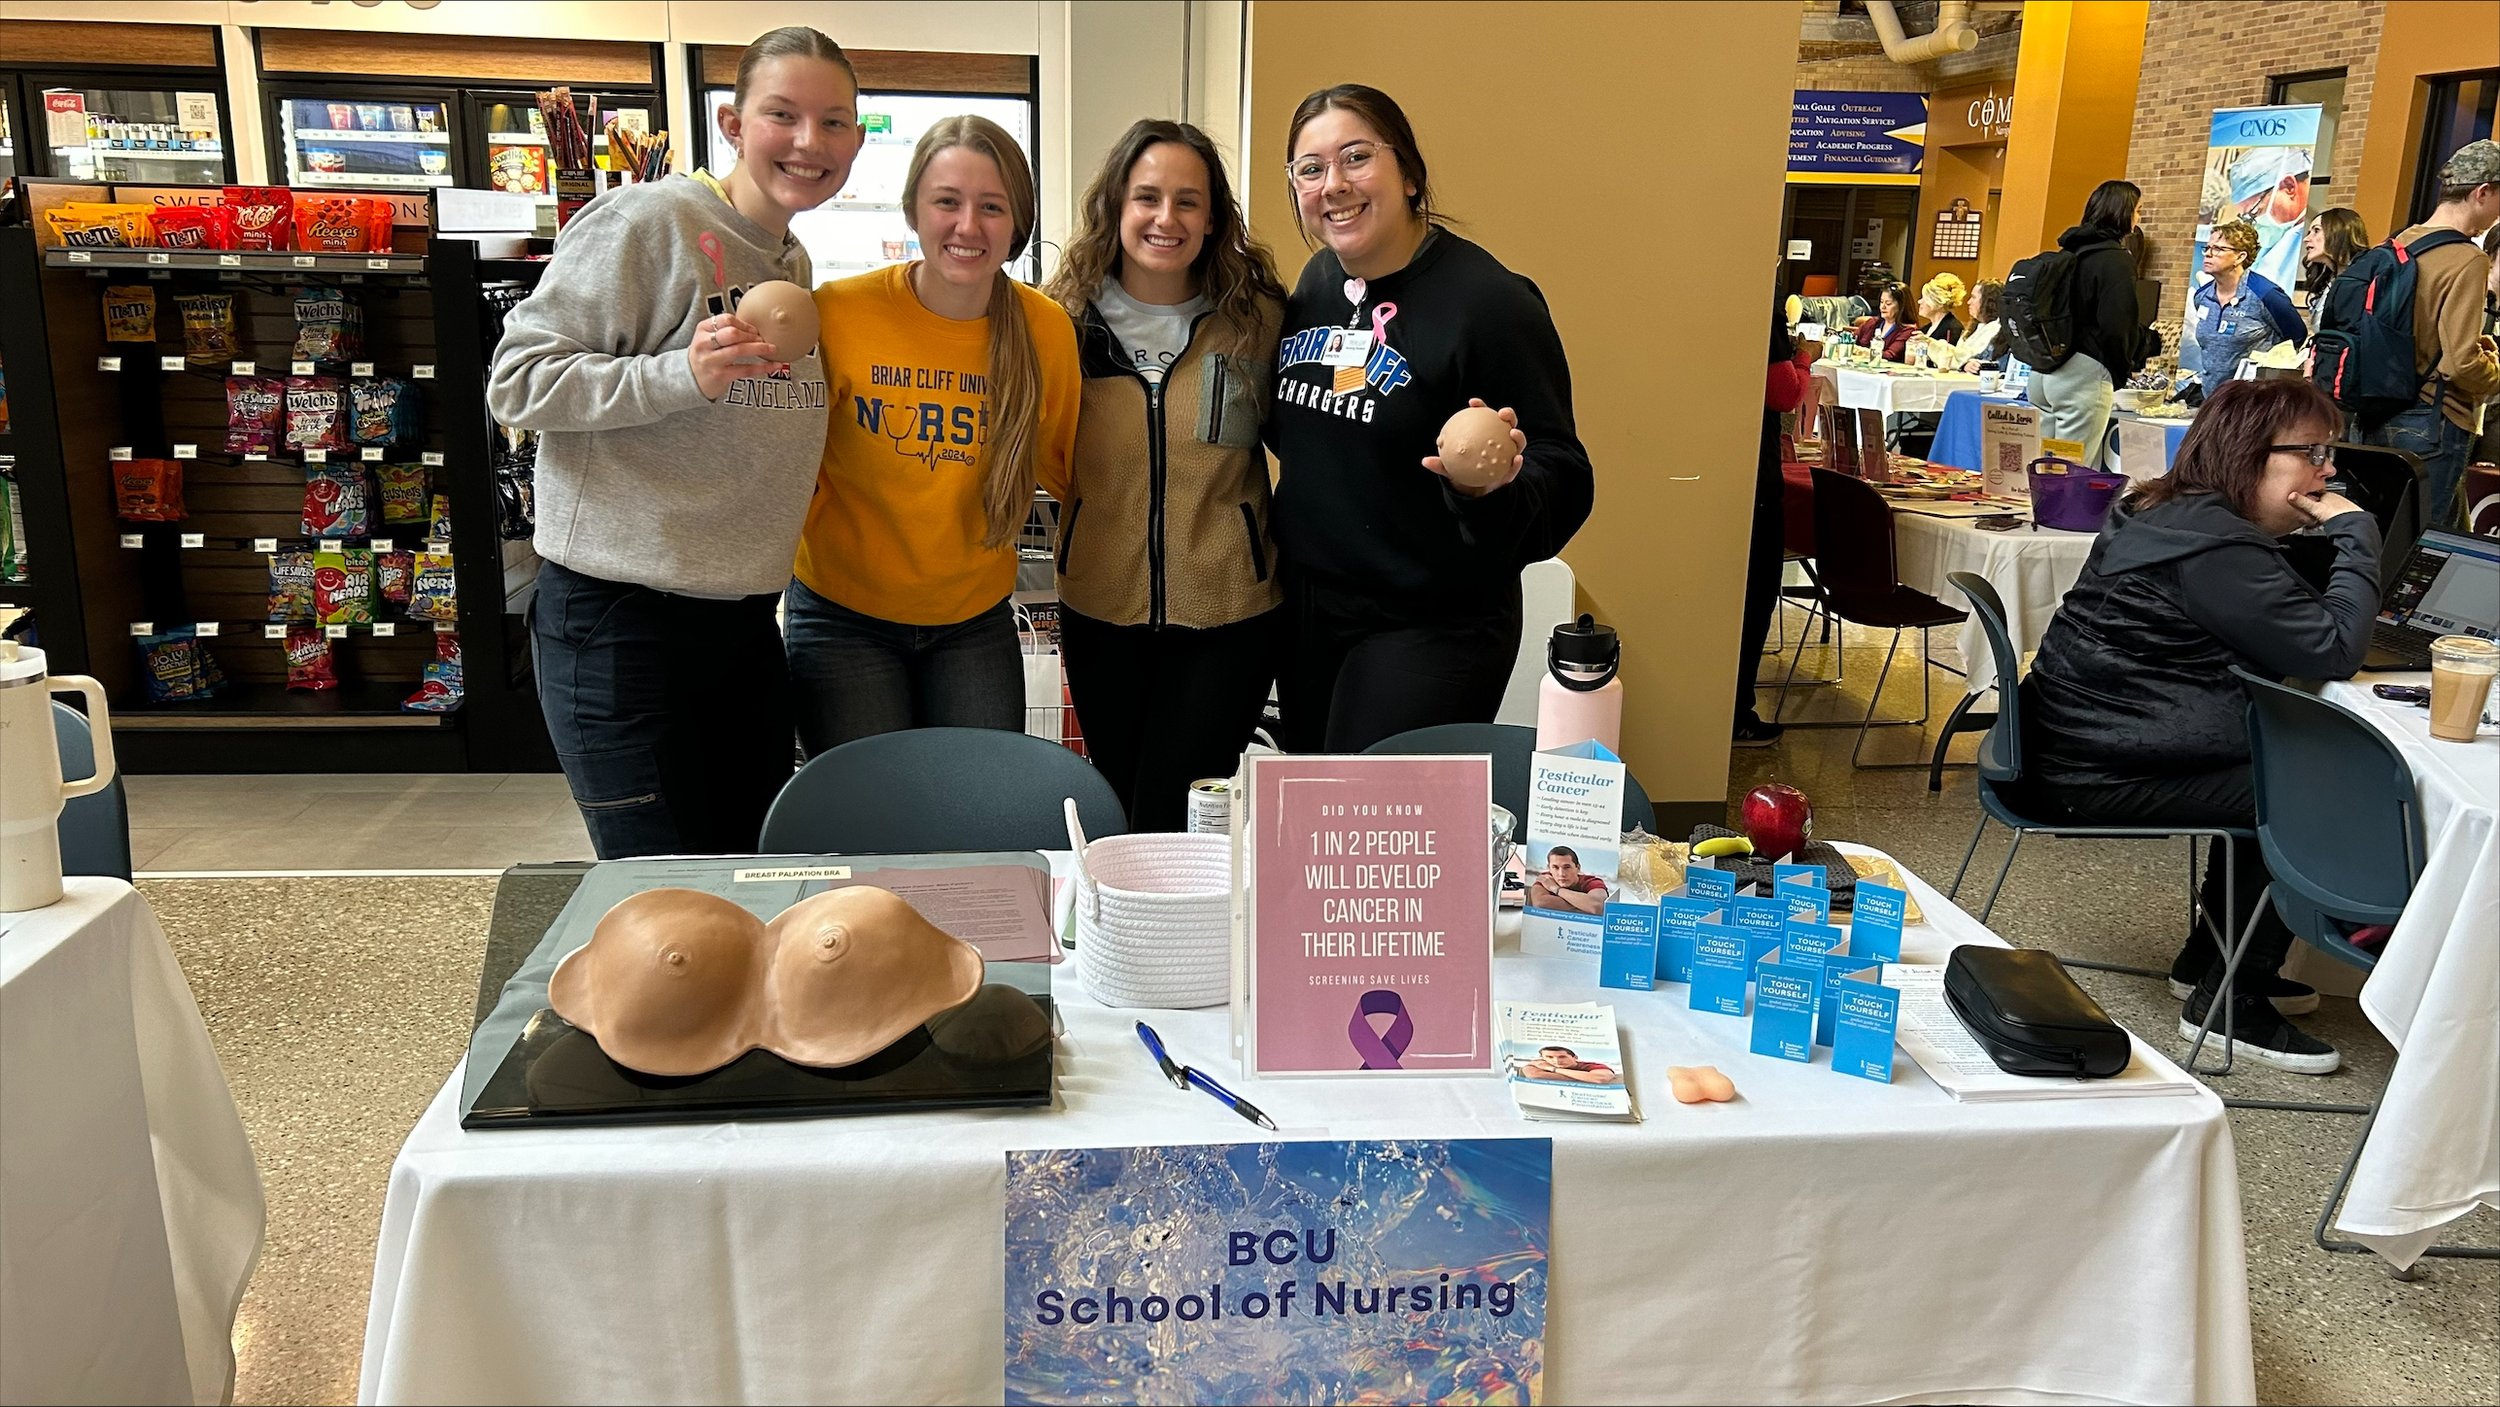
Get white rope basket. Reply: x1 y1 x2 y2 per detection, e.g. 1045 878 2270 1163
1073 831 1233 1009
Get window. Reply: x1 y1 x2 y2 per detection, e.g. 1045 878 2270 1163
2269 69 2346 189
2409 69 2499 226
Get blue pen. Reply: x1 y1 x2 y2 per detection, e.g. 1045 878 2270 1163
1134 1021 1187 1088
1135 1022 1279 1131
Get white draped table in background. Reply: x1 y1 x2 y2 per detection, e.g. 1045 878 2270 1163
2318 680 2500 1269
0 879 264 1406
1890 510 2096 694
359 847 2253 1406
1810 362 1978 416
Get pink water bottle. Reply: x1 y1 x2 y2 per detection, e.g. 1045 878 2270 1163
1536 614 1623 753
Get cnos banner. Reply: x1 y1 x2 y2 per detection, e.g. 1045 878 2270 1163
2195 104 2321 295
1005 1138 1552 1405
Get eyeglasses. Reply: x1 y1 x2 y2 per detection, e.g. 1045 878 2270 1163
1286 142 1390 190
2269 443 2337 466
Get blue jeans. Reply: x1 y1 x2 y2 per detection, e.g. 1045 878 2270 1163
531 559 795 859
2365 403 2473 530
782 579 1023 757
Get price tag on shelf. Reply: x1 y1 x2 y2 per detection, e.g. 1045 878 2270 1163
263 624 286 639
119 534 144 549
195 622 221 638
254 538 279 554
148 271 171 283
341 274 364 285
372 538 395 552
67 251 92 264
293 255 318 269
159 355 186 371
423 539 449 554
318 539 344 554
130 621 152 636
372 622 397 637
435 621 456 634
361 447 384 461
304 449 327 463
420 452 445 467
146 251 169 265
109 447 133 461
244 452 269 462
351 362 376 377
412 364 436 380
325 625 348 640
233 360 256 375
173 444 197 459
179 533 205 548
97 356 122 371
291 361 315 376
218 254 242 267
366 258 392 272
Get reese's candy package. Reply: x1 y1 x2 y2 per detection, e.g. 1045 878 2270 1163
177 293 239 365
226 375 286 455
149 204 235 251
301 465 371 538
285 375 349 454
103 285 158 342
44 203 154 248
293 289 364 363
313 547 375 626
292 195 393 253
221 187 293 252
376 549 413 604
136 626 223 703
377 462 429 524
114 458 186 522
284 625 338 691
409 550 457 621
267 549 316 621
349 378 419 446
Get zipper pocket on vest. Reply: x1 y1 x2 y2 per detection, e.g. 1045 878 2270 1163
1239 501 1269 583
1057 499 1083 572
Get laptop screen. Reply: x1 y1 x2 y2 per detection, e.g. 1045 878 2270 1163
2380 530 2500 640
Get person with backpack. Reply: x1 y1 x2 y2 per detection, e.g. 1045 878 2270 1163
2330 140 2500 529
2007 180 2154 469
2180 218 2305 398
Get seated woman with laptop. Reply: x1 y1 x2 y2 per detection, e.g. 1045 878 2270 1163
2020 378 2380 1075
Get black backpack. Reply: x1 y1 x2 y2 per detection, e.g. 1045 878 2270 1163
2002 239 2112 373
2310 227 2474 428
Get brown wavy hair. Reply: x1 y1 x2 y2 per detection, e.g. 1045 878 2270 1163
1045 119 1285 338
1282 84 1445 248
903 115 1041 550
2127 378 2342 518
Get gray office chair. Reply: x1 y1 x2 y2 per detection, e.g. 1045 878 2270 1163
55 701 133 881
759 726 1126 854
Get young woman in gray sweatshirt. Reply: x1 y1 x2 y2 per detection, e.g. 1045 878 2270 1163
485 27 861 858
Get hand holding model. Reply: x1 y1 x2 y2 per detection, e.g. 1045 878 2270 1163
688 312 782 400
1427 400 1525 494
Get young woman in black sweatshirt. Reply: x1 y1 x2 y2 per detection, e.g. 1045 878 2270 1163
1269 84 1594 752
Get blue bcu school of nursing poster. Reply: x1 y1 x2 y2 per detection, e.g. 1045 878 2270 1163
1005 1139 1552 1405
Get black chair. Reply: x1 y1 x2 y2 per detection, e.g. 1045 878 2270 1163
55 701 132 881
2216 670 2491 1260
1774 468 1967 768
1942 573 2253 1017
759 727 1127 854
1363 722 1657 840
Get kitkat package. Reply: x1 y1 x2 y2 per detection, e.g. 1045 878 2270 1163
114 459 186 522
222 187 293 251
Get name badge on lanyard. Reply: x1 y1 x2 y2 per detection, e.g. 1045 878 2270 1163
1324 329 1374 369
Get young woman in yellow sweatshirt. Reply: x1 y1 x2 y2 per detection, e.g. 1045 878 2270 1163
787 116 1081 754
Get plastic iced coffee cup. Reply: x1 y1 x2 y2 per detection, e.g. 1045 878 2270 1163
2427 635 2498 743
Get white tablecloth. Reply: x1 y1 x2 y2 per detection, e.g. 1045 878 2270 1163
0 879 264 1406
359 851 2253 1405
1890 511 2096 695
2318 680 2500 1269
1811 363 1978 416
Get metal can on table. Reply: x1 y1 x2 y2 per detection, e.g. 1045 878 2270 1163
1186 777 1234 835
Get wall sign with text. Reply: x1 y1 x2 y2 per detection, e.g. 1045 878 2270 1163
1788 90 1928 180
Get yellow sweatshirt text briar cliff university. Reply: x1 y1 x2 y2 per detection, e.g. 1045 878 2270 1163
795 263 1080 626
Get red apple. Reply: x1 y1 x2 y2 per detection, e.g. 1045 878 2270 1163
1741 783 1813 861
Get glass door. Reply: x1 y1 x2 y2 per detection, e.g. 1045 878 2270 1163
465 88 656 233
271 85 457 190
27 72 230 184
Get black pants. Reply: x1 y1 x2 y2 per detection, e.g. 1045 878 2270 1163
1060 607 1283 831
2026 764 2290 1000
1279 573 1522 754
531 559 795 859
1736 408 1787 724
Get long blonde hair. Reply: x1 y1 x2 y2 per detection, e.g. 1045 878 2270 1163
904 115 1041 550
1045 119 1285 339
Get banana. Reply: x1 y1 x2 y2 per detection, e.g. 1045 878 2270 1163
1694 836 1755 859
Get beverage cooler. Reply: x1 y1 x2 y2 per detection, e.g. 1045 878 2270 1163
701 87 1039 283
1 69 234 184
468 88 658 225
268 84 458 191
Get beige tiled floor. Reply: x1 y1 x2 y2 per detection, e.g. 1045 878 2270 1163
129 773 594 873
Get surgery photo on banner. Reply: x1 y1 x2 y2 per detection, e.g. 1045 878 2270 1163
2194 104 2321 293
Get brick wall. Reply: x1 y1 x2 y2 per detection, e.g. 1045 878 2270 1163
2124 0 2386 325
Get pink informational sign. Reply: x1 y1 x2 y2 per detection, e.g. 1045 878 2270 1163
1243 755 1494 1076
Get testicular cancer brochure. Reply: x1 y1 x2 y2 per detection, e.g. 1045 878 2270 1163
1499 1000 1638 1121
1849 881 1909 962
1519 740 1626 961
1240 754 1495 1076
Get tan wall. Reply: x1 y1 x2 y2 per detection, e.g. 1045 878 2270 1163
1247 0 1800 814
2355 0 2500 237
2124 0 2388 327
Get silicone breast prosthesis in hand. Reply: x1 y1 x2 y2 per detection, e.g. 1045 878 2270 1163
733 280 819 362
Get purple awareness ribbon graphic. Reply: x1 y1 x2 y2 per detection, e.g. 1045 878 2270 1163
1348 988 1415 1070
